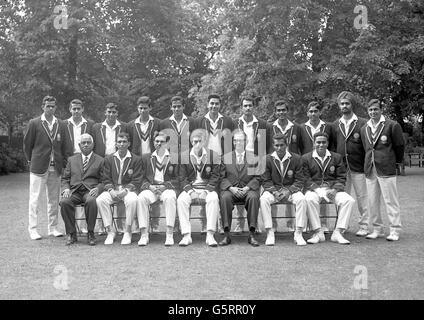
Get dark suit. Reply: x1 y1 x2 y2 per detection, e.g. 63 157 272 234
127 117 161 156
92 121 127 157
233 117 273 155
219 152 260 230
63 118 95 155
60 153 104 234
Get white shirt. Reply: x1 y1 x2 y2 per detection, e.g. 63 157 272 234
240 115 258 152
235 151 245 165
271 150 291 175
205 112 223 155
135 115 154 154
312 149 331 167
68 116 88 153
367 115 386 134
102 120 121 156
170 114 188 133
305 119 326 137
190 148 207 186
41 113 58 131
113 150 132 186
273 119 294 135
340 113 358 137
152 149 169 184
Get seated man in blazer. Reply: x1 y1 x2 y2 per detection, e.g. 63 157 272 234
177 129 224 247
137 132 180 246
260 133 308 246
302 132 355 245
60 134 104 245
96 132 142 245
219 130 260 247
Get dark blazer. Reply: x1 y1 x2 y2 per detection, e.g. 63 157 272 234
261 152 305 194
61 153 104 194
220 151 260 191
127 117 161 156
102 152 142 193
272 121 302 155
159 116 197 165
196 114 233 155
179 149 224 193
302 151 346 192
233 117 273 155
360 118 405 177
63 118 95 155
140 152 180 191
331 116 367 173
92 121 127 157
23 116 68 175
299 121 333 155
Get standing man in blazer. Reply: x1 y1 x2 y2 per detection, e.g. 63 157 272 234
60 134 104 246
96 132 142 245
127 96 161 157
303 132 355 245
361 99 405 241
260 133 308 246
219 130 261 247
23 95 68 240
137 132 180 246
92 102 127 157
331 92 369 236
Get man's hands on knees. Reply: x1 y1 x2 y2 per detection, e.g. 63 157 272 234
61 189 71 198
88 188 98 197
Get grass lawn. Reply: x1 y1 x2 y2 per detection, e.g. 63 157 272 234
0 168 423 300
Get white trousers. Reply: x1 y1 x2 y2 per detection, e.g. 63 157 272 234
96 191 138 229
28 170 61 233
259 191 307 230
365 168 401 232
177 190 219 235
137 189 177 230
346 171 369 228
304 190 355 231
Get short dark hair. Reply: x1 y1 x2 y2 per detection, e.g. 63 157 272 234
241 96 255 106
272 133 288 145
105 102 118 111
306 101 322 111
69 99 83 107
137 96 151 106
42 95 56 105
116 132 130 142
208 94 221 103
313 132 329 142
274 99 288 110
367 99 381 109
171 95 184 105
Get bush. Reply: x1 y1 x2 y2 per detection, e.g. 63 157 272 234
0 144 27 175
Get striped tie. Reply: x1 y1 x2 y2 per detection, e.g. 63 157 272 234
83 156 89 172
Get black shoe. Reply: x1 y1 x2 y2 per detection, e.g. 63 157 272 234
87 231 96 246
219 236 231 246
248 234 260 247
66 233 77 246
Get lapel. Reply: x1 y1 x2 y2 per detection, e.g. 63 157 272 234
272 157 282 176
81 154 95 178
345 120 356 139
122 157 131 177
190 154 206 173
135 119 153 142
41 120 59 144
313 154 331 173
67 121 74 145
100 124 106 145
253 121 259 139
305 125 313 142
365 122 385 146
81 122 87 134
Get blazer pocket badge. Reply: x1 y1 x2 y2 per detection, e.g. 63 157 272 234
168 165 173 174
353 132 360 140
287 170 293 177
205 166 211 174
56 133 61 142
381 135 388 144
329 166 335 173
292 134 297 142
127 169 133 176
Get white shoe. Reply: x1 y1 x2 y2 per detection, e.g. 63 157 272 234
265 230 275 246
104 232 116 245
165 233 174 246
179 234 192 246
138 234 149 246
307 231 326 244
121 232 132 245
331 230 350 245
48 229 63 237
294 232 306 246
206 233 218 247
29 230 42 240
386 230 399 241
356 228 369 237
366 229 384 239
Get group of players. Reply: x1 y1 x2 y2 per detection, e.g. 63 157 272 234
23 91 405 247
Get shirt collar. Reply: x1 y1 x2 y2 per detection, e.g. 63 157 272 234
205 112 223 123
102 119 121 130
273 119 294 133
367 115 386 128
235 150 245 158
340 113 358 124
68 116 87 127
312 149 331 161
152 149 170 160
170 114 188 123
190 147 207 160
135 115 154 125
41 113 58 125
113 150 132 161
240 115 258 125
271 150 292 163
305 119 325 129
82 152 93 160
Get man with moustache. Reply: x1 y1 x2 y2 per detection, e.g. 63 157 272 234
360 99 405 241
23 95 68 240
60 134 104 246
331 92 369 236
137 132 180 246
96 132 142 245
